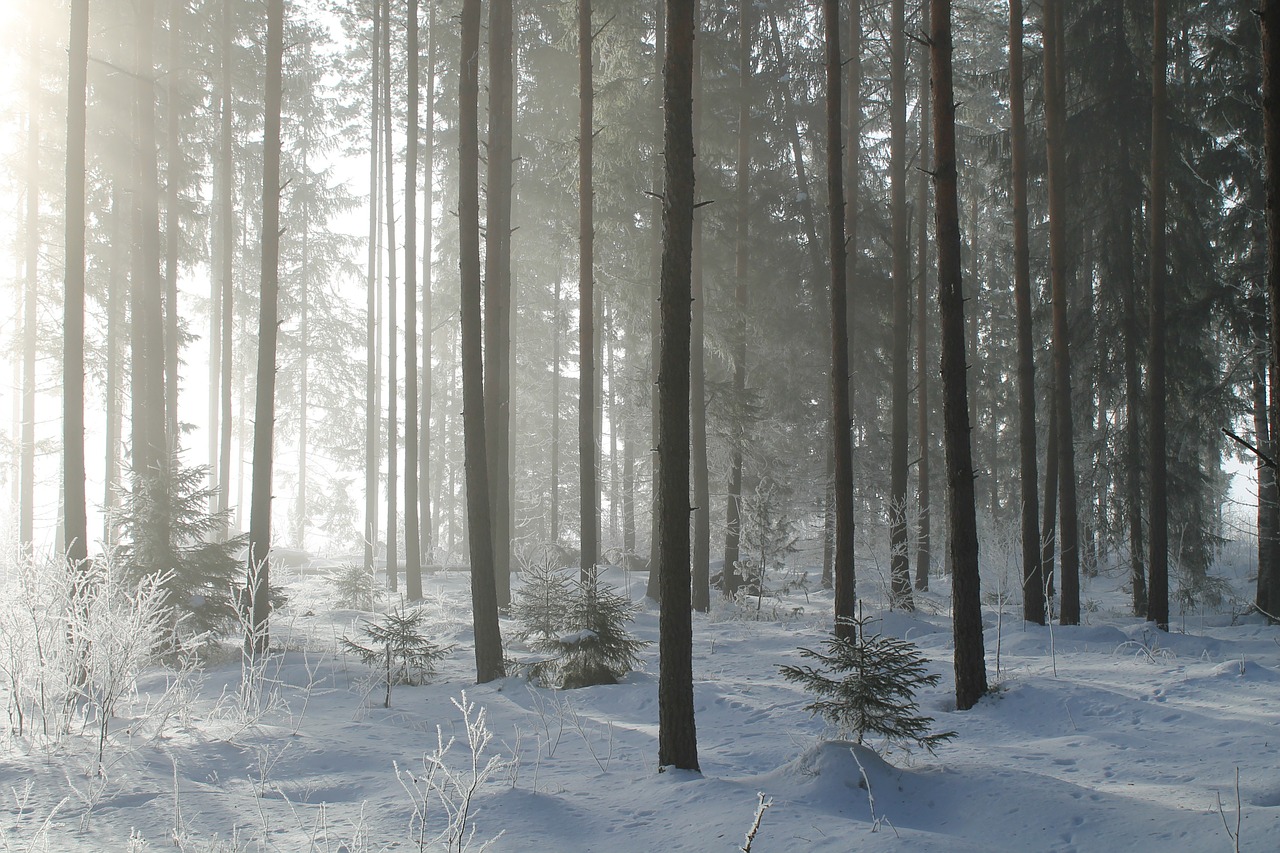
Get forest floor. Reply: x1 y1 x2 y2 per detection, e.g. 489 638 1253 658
3 534 1278 852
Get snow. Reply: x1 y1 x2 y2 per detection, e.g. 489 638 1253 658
3 548 1278 852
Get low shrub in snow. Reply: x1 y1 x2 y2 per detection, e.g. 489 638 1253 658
342 606 448 707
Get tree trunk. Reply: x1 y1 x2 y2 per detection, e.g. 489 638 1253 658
888 0 914 612
296 121 310 549
690 73 710 613
20 11 39 552
105 188 125 547
1255 351 1275 611
217 0 235 542
404 0 423 600
247 0 284 654
64 0 89 569
1043 0 1080 626
1122 198 1147 617
724 0 752 602
486 0 514 605
551 271 561 545
932 0 987 711
163 0 182 452
580 0 599 587
420 0 436 565
647 0 665 602
460 0 505 682
656 0 699 773
915 0 932 593
364 0 381 572
1266 0 1280 618
1009 0 1043 624
1148 0 1169 629
825 0 856 640
383 0 399 593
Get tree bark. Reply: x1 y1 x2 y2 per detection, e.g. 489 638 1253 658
64 0 89 569
932 0 987 711
163 0 182 452
647 0 665 602
405 0 423 600
1009 0 1043 624
656 0 699 773
825 0 856 640
20 11 39 552
217 0 235 542
1043 0 1080 625
383 0 399 593
1148 0 1169 629
247 0 285 653
689 6 709 613
1254 349 1275 611
888 0 914 611
1267 0 1280 615
551 271 561 545
580 0 598 587
460 0 505 682
915 0 933 593
486 0 514 604
420 1 436 565
364 0 381 571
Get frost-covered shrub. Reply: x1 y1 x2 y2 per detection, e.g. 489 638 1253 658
509 562 573 641
780 614 955 753
326 562 382 611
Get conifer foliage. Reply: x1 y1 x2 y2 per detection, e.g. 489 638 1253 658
342 607 448 707
780 614 955 753
513 568 646 689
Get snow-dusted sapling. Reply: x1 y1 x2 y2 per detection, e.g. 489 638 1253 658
514 572 646 689
343 607 448 707
780 613 955 753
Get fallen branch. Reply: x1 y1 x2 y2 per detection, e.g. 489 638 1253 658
1222 427 1277 469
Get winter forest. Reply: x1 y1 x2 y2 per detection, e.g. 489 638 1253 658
3 0 1280 848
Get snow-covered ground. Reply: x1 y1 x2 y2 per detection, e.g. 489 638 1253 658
3 539 1278 852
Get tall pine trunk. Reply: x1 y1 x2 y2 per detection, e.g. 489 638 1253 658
1009 0 1043 624
825 0 856 640
888 0 914 611
163 0 182 452
216 0 235 542
383 0 399 593
1264 0 1280 618
932 0 987 710
419 1 436 566
404 0 423 600
20 11 39 552
656 0 698 773
1148 0 1169 629
689 5 710 613
64 0 89 568
580 0 598 586
1043 0 1080 625
647 0 665 601
486 0 514 605
248 0 285 653
459 0 505 682
915 0 933 593
364 0 381 571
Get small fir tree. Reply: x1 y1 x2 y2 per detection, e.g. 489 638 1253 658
514 572 647 689
343 607 448 707
780 613 956 753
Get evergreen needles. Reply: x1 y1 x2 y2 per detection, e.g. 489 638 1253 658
780 614 955 753
343 607 448 707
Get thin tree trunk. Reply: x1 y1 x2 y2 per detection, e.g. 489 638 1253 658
486 0 514 605
551 271 561 545
580 0 598 586
724 0 752 601
459 0 505 682
420 0 436 565
1255 350 1276 610
825 0 856 640
105 189 125 546
296 123 310 549
217 0 235 542
690 3 709 612
383 0 398 593
1043 0 1080 625
64 0 89 569
405 0 423 600
915 0 932 593
1122 200 1147 617
888 0 914 611
656 0 698 773
1042 387 1058 599
163 0 181 452
20 11 39 552
1010 0 1042 624
1265 0 1280 618
647 0 665 601
932 0 986 711
247 0 284 654
364 0 381 572
1148 0 1169 629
